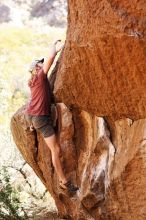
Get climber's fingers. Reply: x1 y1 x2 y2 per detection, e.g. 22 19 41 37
53 39 61 45
53 39 65 53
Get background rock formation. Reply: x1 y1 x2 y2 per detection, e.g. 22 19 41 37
11 0 146 219
0 0 67 27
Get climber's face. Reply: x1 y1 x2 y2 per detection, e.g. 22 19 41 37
35 62 43 72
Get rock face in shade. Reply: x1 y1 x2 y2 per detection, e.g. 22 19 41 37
11 0 146 219
54 0 146 120
73 112 146 220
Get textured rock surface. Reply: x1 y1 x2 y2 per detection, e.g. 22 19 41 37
105 119 146 220
11 106 146 219
54 0 146 119
11 0 146 219
73 113 146 219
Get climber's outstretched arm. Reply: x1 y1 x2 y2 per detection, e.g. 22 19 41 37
43 40 64 75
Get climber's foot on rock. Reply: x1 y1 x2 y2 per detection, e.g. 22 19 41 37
59 180 79 195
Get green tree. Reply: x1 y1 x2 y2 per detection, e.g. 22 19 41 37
0 166 28 220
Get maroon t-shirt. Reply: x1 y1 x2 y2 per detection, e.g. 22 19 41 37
25 69 52 115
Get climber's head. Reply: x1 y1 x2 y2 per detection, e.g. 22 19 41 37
29 58 44 74
28 58 44 87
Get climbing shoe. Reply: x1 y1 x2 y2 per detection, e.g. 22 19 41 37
59 180 79 194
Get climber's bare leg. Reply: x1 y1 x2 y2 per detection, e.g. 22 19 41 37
44 134 67 184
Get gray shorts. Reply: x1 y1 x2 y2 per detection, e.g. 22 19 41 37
25 114 55 138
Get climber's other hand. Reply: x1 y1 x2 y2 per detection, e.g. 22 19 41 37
53 39 64 53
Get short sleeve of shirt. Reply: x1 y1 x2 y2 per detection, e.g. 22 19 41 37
38 68 47 81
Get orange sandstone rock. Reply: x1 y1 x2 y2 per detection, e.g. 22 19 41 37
54 0 146 120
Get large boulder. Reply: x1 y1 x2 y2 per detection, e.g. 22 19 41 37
54 0 146 120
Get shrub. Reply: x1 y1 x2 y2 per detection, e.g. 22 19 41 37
0 166 28 220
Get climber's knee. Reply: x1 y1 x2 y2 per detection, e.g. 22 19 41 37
44 134 58 151
44 133 63 159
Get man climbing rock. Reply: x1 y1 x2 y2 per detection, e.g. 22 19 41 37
24 40 78 194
